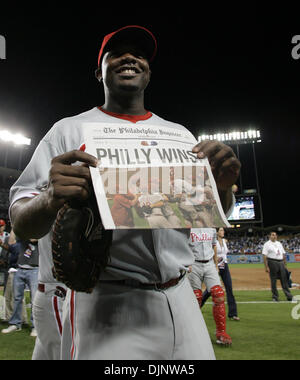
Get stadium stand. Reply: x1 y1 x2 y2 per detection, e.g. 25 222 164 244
0 167 21 220
226 233 300 255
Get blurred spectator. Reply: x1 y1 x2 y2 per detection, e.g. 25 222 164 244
2 230 28 323
0 219 10 290
1 237 39 337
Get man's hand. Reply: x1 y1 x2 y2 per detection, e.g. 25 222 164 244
46 150 98 215
192 140 241 192
265 266 270 273
10 150 98 240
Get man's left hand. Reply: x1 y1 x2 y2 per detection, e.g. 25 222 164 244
193 140 241 191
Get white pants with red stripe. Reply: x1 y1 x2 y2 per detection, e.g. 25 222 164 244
32 285 66 360
60 275 215 360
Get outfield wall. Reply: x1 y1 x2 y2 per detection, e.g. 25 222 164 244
228 253 300 264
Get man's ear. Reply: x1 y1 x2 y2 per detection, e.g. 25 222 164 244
95 68 103 82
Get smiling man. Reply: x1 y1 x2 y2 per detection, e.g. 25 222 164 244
9 25 240 360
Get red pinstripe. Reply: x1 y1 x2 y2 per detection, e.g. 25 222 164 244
52 296 62 336
70 290 76 360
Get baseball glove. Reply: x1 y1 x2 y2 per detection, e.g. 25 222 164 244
52 192 112 293
140 205 152 214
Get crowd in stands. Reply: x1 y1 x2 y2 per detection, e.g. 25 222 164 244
227 234 300 255
0 188 10 211
282 235 300 253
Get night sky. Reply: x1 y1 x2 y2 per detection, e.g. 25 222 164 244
0 4 299 228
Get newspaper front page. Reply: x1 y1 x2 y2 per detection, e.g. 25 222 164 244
83 123 231 230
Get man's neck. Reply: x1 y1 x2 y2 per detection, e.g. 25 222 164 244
102 92 147 115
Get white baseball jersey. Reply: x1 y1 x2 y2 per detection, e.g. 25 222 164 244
189 228 217 261
262 240 285 260
9 107 198 285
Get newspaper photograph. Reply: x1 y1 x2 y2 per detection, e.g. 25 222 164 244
83 123 231 230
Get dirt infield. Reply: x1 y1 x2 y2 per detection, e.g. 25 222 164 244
229 266 300 290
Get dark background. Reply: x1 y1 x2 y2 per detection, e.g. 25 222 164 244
0 3 299 227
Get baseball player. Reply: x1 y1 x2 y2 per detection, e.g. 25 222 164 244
173 178 197 227
161 196 183 228
110 192 139 228
137 191 174 228
9 25 240 360
188 228 233 345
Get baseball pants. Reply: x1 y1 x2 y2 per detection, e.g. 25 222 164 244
146 214 173 228
60 275 216 360
32 283 66 360
188 260 221 292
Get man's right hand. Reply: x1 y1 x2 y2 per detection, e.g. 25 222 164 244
46 150 98 215
265 267 270 273
10 150 98 240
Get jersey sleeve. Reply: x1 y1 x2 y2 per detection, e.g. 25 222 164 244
9 138 61 216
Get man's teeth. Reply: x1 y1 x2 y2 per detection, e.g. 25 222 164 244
122 69 136 74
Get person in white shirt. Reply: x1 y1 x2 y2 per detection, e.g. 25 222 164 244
262 232 293 302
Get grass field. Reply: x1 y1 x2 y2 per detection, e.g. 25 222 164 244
0 264 300 360
203 289 300 360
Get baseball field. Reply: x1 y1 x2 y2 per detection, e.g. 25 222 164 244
0 263 300 360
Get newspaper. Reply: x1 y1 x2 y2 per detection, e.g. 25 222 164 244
83 123 231 230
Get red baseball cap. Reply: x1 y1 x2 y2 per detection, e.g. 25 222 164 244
97 25 157 68
0 219 6 226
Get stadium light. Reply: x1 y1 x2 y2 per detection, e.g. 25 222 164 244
0 130 31 146
197 127 264 228
198 129 262 144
